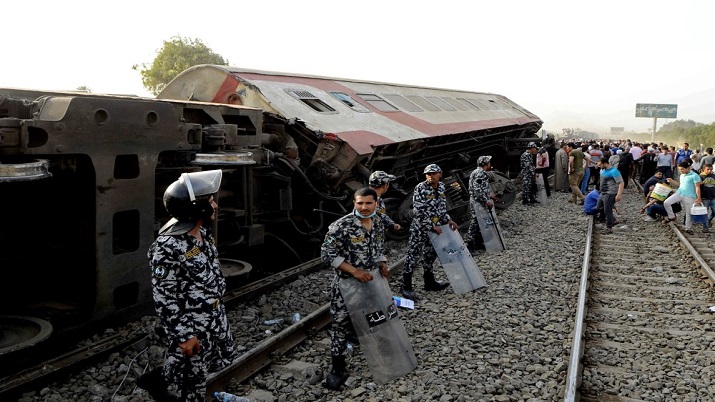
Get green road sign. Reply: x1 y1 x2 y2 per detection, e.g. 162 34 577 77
635 103 677 118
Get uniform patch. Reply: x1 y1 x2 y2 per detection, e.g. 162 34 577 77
185 246 201 259
152 265 169 279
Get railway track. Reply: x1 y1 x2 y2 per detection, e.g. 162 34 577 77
565 181 715 401
0 257 332 400
0 255 406 401
206 258 405 396
15 172 715 401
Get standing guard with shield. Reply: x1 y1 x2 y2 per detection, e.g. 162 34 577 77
466 156 507 252
321 187 416 390
465 156 497 252
402 164 456 300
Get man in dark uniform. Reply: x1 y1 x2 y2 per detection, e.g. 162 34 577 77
368 170 401 232
402 164 456 299
465 156 496 252
321 187 389 390
521 142 539 205
139 170 236 402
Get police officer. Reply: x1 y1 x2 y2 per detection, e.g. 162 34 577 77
321 187 389 390
368 170 401 231
465 156 496 252
521 142 539 205
139 170 236 402
402 164 456 299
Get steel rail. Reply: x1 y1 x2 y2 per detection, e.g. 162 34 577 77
563 215 594 402
206 256 406 399
0 331 147 399
669 221 715 283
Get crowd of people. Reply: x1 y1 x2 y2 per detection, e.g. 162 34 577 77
530 139 714 235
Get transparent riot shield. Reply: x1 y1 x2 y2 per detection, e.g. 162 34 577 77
535 174 548 205
429 225 487 294
473 202 507 252
338 270 417 384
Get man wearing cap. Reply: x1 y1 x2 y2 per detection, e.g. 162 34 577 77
520 142 539 205
402 163 456 299
464 155 496 252
368 171 401 232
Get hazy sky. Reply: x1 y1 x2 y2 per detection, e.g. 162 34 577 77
3 0 713 133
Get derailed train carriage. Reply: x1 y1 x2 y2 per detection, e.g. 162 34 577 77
157 65 543 237
0 66 541 352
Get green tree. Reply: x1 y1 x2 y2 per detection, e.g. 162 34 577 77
133 36 228 96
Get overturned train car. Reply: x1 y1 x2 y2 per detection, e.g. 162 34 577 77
0 68 541 344
158 65 543 238
0 90 269 344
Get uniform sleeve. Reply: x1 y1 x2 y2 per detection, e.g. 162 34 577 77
377 199 396 227
373 217 388 263
440 184 452 223
148 237 193 343
321 223 346 269
468 171 479 200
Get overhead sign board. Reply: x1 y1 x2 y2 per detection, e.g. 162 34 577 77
635 103 677 118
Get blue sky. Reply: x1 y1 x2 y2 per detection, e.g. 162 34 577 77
3 0 713 133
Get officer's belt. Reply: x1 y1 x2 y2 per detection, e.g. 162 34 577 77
185 299 222 312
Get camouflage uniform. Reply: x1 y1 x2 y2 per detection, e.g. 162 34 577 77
321 213 387 357
465 165 491 248
521 149 536 201
376 197 397 228
403 180 452 275
369 170 398 229
148 227 236 402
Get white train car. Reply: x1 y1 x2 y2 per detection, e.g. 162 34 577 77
159 65 542 227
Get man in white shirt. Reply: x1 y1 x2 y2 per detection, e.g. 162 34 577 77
629 143 643 180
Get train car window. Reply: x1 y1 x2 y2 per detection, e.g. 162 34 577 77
485 99 502 110
382 94 423 112
456 98 479 110
488 99 508 110
467 98 495 110
405 95 440 111
479 99 500 110
355 93 398 112
442 97 468 111
425 96 456 111
328 92 371 113
285 89 337 113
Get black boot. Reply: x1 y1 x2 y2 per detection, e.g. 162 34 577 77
401 273 418 300
136 367 180 402
325 355 348 390
423 271 449 291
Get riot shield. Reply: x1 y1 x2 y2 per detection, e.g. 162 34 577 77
429 225 487 294
535 174 548 204
338 270 417 384
473 202 507 252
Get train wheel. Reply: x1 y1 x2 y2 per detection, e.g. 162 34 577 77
0 316 53 357
490 171 517 210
